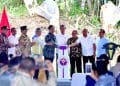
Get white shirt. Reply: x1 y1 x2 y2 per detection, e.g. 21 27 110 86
56 34 69 46
8 35 19 57
56 33 69 56
11 71 40 86
76 35 95 56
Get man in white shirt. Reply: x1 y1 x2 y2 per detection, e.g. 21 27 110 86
56 25 70 79
69 28 96 72
8 28 19 57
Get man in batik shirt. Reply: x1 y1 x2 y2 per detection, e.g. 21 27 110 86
67 30 82 77
0 26 12 63
19 26 34 57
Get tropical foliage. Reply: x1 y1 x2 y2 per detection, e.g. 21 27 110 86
0 0 119 28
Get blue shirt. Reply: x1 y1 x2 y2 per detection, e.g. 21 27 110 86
43 33 56 58
95 73 116 86
96 37 109 58
0 71 16 86
86 75 96 86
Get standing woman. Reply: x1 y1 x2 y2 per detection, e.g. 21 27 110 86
43 25 56 63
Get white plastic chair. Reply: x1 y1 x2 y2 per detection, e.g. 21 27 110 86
71 73 88 86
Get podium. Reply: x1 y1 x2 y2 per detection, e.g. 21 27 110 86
57 45 70 79
57 79 71 86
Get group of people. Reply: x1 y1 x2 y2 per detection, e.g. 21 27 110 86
85 54 120 86
0 56 56 86
0 26 56 86
0 24 120 86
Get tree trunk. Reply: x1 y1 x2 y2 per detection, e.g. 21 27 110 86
119 0 120 6
97 0 100 16
81 0 86 10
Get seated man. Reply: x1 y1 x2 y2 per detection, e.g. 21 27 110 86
0 56 21 86
95 54 116 86
86 54 116 86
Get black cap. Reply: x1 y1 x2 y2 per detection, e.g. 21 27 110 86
36 28 41 32
1 26 8 30
60 24 66 29
20 26 27 31
98 54 109 61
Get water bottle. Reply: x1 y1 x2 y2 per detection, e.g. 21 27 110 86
85 61 92 73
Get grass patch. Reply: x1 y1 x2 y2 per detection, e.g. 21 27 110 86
8 5 28 17
0 0 28 17
0 0 44 17
90 16 101 27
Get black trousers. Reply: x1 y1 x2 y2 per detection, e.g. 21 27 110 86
44 57 54 63
70 57 82 77
83 55 95 72
44 57 54 80
33 69 39 79
0 52 8 63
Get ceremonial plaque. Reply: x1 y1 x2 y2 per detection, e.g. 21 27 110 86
60 57 67 78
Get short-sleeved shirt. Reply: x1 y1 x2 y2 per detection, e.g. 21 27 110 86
67 37 81 58
8 35 19 57
32 35 44 55
19 34 31 56
56 34 69 46
76 35 95 56
96 37 109 58
95 73 116 86
43 33 56 58
0 33 9 54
